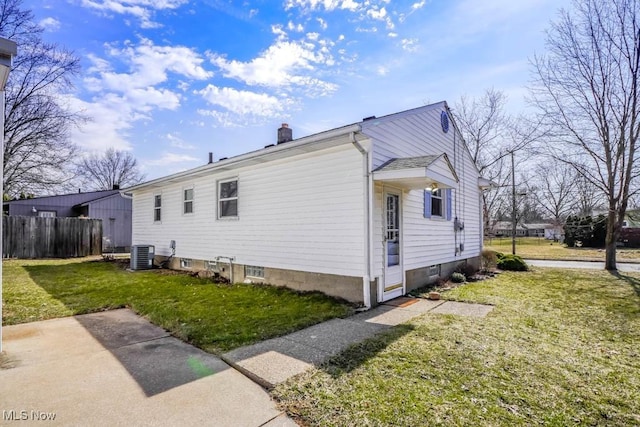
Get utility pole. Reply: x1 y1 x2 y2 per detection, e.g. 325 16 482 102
511 150 517 255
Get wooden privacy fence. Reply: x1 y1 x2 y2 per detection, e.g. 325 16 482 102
3 216 102 259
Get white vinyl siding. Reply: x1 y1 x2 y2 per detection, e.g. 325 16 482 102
131 144 366 277
365 104 482 277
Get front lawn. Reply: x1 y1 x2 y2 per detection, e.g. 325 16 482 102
2 258 353 353
274 268 640 426
485 237 640 261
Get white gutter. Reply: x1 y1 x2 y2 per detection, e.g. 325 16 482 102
350 132 373 309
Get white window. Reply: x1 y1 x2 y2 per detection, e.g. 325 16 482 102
431 189 443 217
183 187 194 214
218 178 238 218
245 265 264 278
180 258 192 269
38 211 56 218
154 194 162 222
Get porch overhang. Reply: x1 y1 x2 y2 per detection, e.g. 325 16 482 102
372 154 459 190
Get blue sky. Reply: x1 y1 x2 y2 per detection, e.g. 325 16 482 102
27 0 570 180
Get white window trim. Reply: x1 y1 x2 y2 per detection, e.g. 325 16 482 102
183 186 194 215
218 177 239 219
180 258 192 269
153 193 162 223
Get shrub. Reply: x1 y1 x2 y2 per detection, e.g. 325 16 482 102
451 272 466 283
481 249 498 270
497 254 528 271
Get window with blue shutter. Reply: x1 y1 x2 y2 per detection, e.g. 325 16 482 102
446 189 452 220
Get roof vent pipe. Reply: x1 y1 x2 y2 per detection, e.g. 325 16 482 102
208 152 213 164
277 123 293 144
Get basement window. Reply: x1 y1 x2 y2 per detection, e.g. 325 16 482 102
180 258 192 269
245 265 264 279
428 265 440 277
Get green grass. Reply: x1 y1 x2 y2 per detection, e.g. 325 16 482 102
485 237 640 262
2 258 353 353
273 268 640 426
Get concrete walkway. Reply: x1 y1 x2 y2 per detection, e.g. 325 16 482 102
1 299 493 425
0 309 295 427
222 297 494 389
525 259 640 272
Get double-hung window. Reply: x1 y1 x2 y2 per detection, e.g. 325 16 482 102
424 189 452 220
218 178 238 218
154 194 162 222
183 187 194 214
431 189 443 217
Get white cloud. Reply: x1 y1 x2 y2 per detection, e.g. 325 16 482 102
66 94 137 152
367 6 387 20
166 133 196 150
285 0 360 11
39 17 61 32
307 32 320 41
86 38 212 96
210 40 338 96
196 85 284 117
71 39 212 152
317 17 328 30
401 38 419 52
388 32 398 38
287 21 305 32
412 0 426 10
80 0 187 28
145 152 200 167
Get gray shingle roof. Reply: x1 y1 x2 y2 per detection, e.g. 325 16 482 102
373 155 441 172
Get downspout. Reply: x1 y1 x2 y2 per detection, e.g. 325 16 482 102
350 131 373 308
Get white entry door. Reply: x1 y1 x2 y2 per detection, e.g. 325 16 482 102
383 192 403 301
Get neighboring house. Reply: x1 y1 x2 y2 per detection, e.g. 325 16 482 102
3 188 132 251
491 221 527 237
127 102 486 307
490 221 562 240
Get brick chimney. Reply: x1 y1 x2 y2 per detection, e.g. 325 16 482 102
277 123 293 144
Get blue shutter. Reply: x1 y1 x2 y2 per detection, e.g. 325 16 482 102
446 189 452 220
424 190 432 218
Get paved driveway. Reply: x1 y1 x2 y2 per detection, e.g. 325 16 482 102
525 259 640 272
0 309 295 427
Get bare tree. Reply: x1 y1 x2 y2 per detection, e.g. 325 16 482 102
453 89 543 234
531 0 640 270
0 0 82 197
528 159 577 224
78 148 145 190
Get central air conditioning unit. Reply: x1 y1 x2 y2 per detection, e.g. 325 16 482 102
130 245 155 270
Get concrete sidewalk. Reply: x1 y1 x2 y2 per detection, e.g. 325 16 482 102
0 309 295 427
222 297 494 388
526 259 640 272
0 298 493 426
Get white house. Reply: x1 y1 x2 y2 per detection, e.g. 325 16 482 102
126 102 486 307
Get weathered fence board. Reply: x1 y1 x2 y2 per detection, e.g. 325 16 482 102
3 216 102 258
